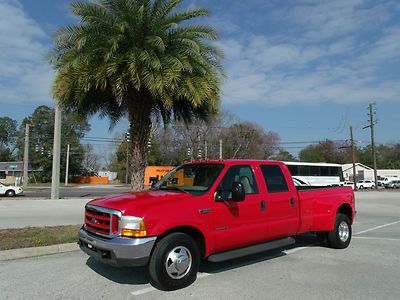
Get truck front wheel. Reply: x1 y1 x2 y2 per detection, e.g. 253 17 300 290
327 213 352 249
149 232 200 290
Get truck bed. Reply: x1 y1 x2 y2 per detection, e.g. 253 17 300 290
295 185 354 233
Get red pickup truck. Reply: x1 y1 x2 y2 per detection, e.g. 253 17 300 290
78 160 355 290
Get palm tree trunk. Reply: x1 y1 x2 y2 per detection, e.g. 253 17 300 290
128 99 152 191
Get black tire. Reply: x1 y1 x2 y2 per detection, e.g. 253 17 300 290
327 213 352 249
149 233 200 290
359 185 363 189
6 190 15 197
316 231 329 247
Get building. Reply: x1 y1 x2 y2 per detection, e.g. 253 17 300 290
377 169 400 178
98 170 118 181
342 163 375 182
0 162 24 185
0 161 41 185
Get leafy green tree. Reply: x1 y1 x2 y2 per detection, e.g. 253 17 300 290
109 140 130 183
299 140 350 163
358 144 400 169
50 0 223 190
0 117 18 161
271 150 297 162
17 106 90 182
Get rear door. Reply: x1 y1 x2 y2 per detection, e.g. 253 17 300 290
259 164 300 239
212 164 268 252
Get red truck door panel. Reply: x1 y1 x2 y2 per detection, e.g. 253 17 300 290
212 164 268 252
259 164 300 239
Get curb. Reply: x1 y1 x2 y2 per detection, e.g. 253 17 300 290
0 243 80 261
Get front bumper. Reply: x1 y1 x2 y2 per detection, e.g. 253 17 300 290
78 227 157 267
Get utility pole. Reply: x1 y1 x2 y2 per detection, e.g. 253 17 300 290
22 123 29 188
350 126 357 191
363 103 378 188
219 139 223 159
51 104 62 199
65 144 70 186
125 131 130 185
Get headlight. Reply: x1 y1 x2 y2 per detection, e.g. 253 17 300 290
120 216 146 238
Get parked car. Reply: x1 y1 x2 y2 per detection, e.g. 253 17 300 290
356 180 375 189
292 177 311 186
384 180 400 189
343 181 355 190
78 160 355 290
0 183 24 197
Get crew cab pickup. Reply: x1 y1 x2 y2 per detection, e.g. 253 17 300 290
78 160 355 290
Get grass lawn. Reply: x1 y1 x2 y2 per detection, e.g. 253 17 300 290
0 225 81 251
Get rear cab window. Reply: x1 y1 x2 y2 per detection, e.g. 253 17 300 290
260 164 289 193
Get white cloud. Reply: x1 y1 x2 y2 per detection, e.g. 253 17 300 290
0 0 54 106
219 0 400 107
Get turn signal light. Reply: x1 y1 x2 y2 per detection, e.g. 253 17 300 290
120 216 147 237
121 228 147 237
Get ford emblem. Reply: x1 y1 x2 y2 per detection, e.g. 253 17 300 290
91 218 98 224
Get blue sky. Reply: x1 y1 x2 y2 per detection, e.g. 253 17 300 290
0 0 399 157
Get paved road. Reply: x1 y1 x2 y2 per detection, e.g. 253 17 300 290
0 198 90 229
1 192 400 299
15 185 131 198
0 186 131 229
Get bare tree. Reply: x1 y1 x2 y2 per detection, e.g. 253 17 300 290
82 144 100 175
221 122 279 159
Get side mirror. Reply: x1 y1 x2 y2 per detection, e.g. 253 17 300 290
231 182 245 202
214 190 223 202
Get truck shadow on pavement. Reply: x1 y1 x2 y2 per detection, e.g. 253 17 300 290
199 233 317 274
85 233 318 286
86 258 151 284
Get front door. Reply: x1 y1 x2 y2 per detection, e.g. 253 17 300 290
212 164 267 252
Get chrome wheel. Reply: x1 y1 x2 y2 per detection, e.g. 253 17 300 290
165 246 192 280
338 221 349 242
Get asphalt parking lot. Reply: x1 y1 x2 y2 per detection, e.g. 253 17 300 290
1 191 399 299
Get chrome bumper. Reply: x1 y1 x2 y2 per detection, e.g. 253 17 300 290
78 228 157 267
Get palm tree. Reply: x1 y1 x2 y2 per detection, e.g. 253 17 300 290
50 0 223 190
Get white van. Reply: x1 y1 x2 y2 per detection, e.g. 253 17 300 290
378 176 398 186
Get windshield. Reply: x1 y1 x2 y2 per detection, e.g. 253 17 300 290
153 163 224 195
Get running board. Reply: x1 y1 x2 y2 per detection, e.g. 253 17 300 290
207 237 295 263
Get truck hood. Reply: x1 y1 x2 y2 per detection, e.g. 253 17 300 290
87 189 192 215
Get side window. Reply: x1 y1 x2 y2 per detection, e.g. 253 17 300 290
260 165 289 193
219 165 258 199
299 166 310 176
287 165 298 176
320 167 329 176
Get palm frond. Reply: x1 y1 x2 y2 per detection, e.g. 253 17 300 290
50 0 223 128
